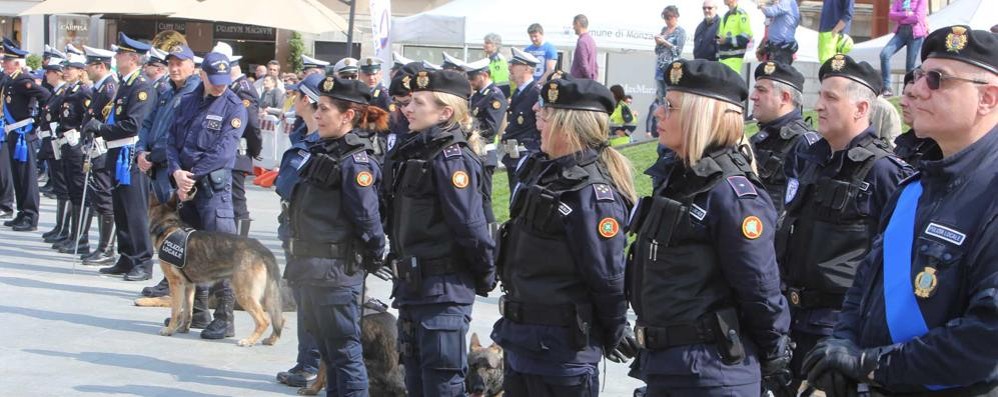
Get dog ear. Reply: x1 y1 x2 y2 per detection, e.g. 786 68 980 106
469 333 482 351
167 192 179 210
488 342 502 354
148 191 161 207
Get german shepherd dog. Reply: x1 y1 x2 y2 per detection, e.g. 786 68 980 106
148 194 284 347
298 299 406 396
467 333 504 397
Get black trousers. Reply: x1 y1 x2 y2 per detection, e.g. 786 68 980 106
503 368 598 397
231 170 249 220
109 148 152 270
61 143 86 205
7 133 40 224
0 140 14 213
88 163 114 216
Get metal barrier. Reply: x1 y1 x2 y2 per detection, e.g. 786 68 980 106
254 114 293 170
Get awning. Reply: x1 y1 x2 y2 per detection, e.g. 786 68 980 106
167 0 348 35
19 0 178 16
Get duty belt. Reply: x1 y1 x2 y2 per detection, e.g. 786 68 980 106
635 316 719 350
392 257 461 277
498 296 576 327
786 288 845 310
285 239 352 259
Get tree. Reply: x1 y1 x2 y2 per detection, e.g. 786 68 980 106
288 31 305 73
26 54 41 70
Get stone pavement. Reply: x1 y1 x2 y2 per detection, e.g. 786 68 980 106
0 180 643 396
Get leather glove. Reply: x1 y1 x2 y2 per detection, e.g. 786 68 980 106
474 271 496 297
802 338 879 388
761 335 795 397
809 369 859 397
361 254 385 275
83 118 103 136
606 323 639 363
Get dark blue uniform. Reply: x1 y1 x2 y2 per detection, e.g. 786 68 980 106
37 82 68 200
3 69 51 229
282 132 385 396
137 75 201 204
778 128 914 386
749 109 819 215
500 80 540 192
386 124 495 396
0 71 11 215
370 83 391 112
83 74 117 220
893 129 941 169
628 146 791 395
228 75 261 230
491 149 629 395
53 80 93 252
830 125 998 394
470 82 507 168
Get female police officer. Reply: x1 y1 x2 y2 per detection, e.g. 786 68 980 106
490 76 634 396
388 69 495 396
281 75 387 396
628 59 792 396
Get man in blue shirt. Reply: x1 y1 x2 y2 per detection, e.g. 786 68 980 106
524 23 558 82
759 0 801 64
818 0 854 63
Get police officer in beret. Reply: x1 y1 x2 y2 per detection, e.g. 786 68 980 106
779 54 915 393
38 55 70 242
893 70 941 167
500 48 543 192
632 59 792 396
82 33 157 281
166 52 247 339
283 76 388 396
50 53 94 256
491 77 634 396
802 25 998 397
748 61 819 215
387 69 495 396
2 40 52 232
386 62 418 152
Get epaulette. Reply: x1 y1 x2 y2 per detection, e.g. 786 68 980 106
593 183 615 202
726 175 758 198
442 144 462 158
352 151 370 164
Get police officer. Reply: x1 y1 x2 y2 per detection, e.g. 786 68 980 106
1 41 51 231
360 57 391 112
390 52 413 79
217 44 261 238
144 47 169 91
716 0 752 74
333 58 360 80
500 48 542 192
465 57 507 225
0 42 12 220
52 53 93 260
893 70 941 167
72 45 117 262
166 52 247 339
632 59 791 396
491 76 633 396
136 44 202 299
779 54 914 392
802 25 998 397
38 46 67 197
38 55 70 242
82 34 157 281
301 54 330 76
441 52 465 71
748 61 819 215
282 75 387 397
386 62 417 152
387 69 496 396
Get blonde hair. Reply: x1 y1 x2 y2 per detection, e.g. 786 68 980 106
547 108 637 203
675 92 756 173
431 91 485 155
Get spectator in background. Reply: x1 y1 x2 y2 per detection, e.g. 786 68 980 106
254 65 267 80
483 33 511 97
259 75 284 111
870 93 903 147
818 0 855 63
609 84 637 145
654 6 686 100
717 0 752 73
524 23 558 82
758 0 801 64
694 0 721 61
571 14 599 80
879 0 927 97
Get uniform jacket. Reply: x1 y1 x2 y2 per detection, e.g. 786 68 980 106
137 74 202 165
166 84 247 178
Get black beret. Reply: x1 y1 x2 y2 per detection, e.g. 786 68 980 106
540 78 614 114
665 59 747 108
754 61 805 93
819 54 883 95
410 69 471 99
318 76 371 105
920 25 997 74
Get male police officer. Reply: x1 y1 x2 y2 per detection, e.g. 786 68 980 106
749 61 819 215
802 25 998 396
0 42 12 220
38 55 70 241
333 58 360 80
82 33 156 281
465 57 507 225
500 48 542 192
52 52 94 260
2 40 51 232
893 71 942 167
778 54 914 391
360 57 391 112
301 54 329 77
167 52 247 340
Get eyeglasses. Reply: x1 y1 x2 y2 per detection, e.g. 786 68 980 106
662 100 681 118
393 99 411 108
702 6 714 10
913 67 989 90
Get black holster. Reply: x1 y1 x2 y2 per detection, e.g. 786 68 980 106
712 307 746 365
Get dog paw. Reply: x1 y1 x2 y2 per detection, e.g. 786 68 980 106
237 338 255 347
179 326 190 334
262 336 278 346
159 326 174 336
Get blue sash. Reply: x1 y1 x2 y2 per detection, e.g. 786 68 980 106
3 101 32 162
882 180 953 391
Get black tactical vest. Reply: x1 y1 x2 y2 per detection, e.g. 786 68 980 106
778 137 892 298
752 118 814 213
499 153 612 305
893 130 941 168
628 147 757 327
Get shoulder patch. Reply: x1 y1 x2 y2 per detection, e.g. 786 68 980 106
138 91 148 101
352 151 370 164
726 175 757 198
356 171 374 187
242 99 251 108
230 118 242 128
803 132 820 145
451 170 470 188
442 144 463 158
593 183 615 202
492 100 501 109
742 216 763 239
598 217 620 238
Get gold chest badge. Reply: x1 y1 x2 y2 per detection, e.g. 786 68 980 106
914 267 939 298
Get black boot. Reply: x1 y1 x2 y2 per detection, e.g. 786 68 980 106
12 214 38 231
55 205 90 254
43 199 69 241
164 285 211 329
124 260 152 281
142 278 170 297
201 281 235 339
237 218 252 237
4 213 22 227
82 215 116 265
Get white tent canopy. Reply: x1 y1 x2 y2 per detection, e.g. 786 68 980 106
393 0 820 63
850 0 995 70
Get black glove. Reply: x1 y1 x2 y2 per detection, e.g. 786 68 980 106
760 335 795 397
361 254 384 275
474 271 496 297
83 118 104 136
802 338 879 389
810 369 859 397
606 323 639 363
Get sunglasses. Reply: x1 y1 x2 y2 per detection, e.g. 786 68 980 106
703 6 715 10
914 67 989 90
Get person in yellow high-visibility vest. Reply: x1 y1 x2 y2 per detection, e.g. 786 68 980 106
717 0 752 74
